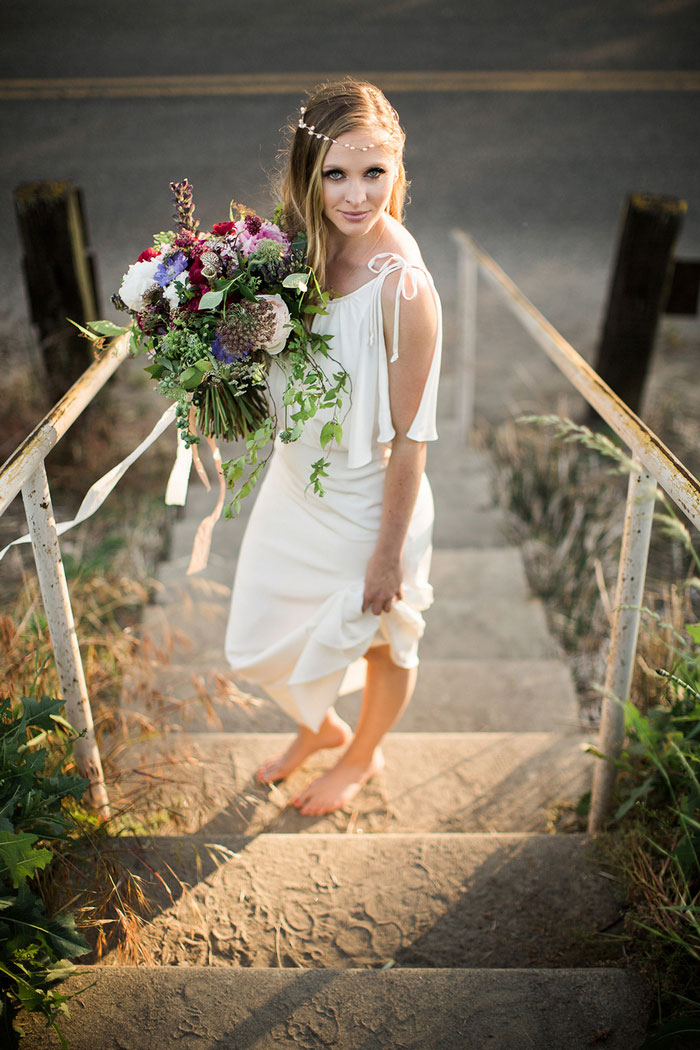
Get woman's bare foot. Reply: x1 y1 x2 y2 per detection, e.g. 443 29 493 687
291 747 385 815
256 709 352 784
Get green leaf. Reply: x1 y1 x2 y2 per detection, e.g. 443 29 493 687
85 319 130 337
238 282 259 303
320 421 342 449
42 912 90 960
686 623 700 643
179 366 202 390
194 359 210 372
0 831 53 887
198 289 225 310
282 272 309 293
66 318 102 342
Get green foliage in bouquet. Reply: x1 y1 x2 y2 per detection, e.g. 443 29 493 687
0 696 90 1049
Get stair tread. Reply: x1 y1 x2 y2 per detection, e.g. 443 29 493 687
122 656 579 733
80 833 624 970
126 730 592 835
18 966 649 1050
153 546 531 603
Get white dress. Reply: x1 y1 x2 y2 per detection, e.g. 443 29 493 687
225 252 442 732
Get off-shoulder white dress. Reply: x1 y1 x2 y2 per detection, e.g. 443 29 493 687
225 252 442 732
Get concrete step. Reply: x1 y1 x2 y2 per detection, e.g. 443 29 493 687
18 966 649 1050
432 503 508 547
142 586 557 664
155 540 528 607
125 731 593 836
428 469 509 548
122 656 579 734
80 833 624 970
422 594 557 659
146 546 543 651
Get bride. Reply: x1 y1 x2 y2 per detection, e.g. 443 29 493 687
225 78 441 816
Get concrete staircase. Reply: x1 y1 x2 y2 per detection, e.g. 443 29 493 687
21 425 649 1048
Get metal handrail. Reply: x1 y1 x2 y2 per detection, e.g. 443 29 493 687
452 230 700 528
0 334 130 813
0 336 129 515
452 229 700 831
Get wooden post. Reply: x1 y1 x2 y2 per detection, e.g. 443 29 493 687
14 181 100 405
588 193 686 419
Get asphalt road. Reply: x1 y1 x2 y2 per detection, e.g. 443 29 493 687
2 1 699 368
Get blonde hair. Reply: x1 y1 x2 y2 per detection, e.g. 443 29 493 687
278 79 408 291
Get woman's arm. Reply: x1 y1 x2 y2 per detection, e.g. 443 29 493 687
362 271 438 615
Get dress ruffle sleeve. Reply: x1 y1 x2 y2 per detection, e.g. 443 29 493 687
346 252 442 468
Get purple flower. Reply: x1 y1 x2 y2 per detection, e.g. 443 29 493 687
211 335 235 363
154 252 188 287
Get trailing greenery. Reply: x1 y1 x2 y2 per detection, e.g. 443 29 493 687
0 695 91 1048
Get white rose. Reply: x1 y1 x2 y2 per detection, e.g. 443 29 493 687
118 258 161 311
258 293 291 355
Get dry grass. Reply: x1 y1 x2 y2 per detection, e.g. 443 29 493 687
0 332 222 962
486 413 699 725
484 385 700 1034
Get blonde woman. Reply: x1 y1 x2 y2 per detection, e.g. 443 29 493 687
226 79 441 815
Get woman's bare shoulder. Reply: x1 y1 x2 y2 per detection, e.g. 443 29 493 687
379 221 438 356
379 216 426 270
378 218 434 314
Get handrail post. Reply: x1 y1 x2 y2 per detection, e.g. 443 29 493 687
21 461 110 814
588 465 656 832
453 231 477 444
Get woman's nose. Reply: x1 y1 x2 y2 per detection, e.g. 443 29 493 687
345 180 367 205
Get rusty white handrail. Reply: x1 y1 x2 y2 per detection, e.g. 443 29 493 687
452 229 700 831
0 334 130 813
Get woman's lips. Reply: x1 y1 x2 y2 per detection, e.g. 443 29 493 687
340 211 370 222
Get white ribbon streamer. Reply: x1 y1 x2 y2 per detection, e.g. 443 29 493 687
164 427 193 506
0 403 178 563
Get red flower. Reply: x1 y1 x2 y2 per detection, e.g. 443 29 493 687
138 247 159 262
212 221 237 236
188 256 209 289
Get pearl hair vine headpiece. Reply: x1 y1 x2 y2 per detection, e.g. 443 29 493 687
297 107 392 151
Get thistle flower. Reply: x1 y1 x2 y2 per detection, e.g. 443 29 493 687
251 240 285 266
170 178 199 233
137 301 169 334
213 300 277 362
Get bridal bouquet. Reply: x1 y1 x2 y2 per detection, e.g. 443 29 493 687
82 179 348 515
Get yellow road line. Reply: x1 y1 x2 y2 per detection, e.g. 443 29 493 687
1 70 700 100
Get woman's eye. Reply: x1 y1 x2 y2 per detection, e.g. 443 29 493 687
323 170 345 180
366 167 386 179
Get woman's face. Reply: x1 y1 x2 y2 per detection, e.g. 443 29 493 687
320 127 398 238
